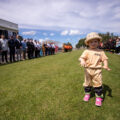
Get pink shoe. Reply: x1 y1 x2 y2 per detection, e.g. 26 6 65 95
95 97 102 106
83 94 90 102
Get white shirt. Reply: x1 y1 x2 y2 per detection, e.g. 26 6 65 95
52 44 55 48
0 38 8 51
47 43 50 48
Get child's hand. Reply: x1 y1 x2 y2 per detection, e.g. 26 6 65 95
102 66 111 71
80 61 86 67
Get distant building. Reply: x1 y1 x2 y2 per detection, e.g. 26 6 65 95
0 19 18 38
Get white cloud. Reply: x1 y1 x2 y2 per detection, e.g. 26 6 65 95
61 30 69 35
61 30 86 36
69 30 80 35
39 38 44 42
45 37 49 40
0 0 120 33
50 33 55 36
22 31 36 35
43 33 47 36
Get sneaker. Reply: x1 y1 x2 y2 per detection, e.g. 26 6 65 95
83 94 90 102
95 97 102 106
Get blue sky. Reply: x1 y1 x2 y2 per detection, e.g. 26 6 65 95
0 0 120 47
19 28 86 47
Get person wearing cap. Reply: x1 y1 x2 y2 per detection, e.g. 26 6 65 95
78 32 111 107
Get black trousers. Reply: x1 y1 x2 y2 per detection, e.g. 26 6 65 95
10 48 15 62
31 50 34 58
35 50 40 58
45 48 48 56
52 48 55 55
1 50 8 62
84 86 103 97
115 47 120 53
28 50 32 59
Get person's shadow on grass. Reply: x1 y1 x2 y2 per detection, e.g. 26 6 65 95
91 84 113 101
102 84 113 101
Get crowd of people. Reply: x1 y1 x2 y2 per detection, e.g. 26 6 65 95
0 34 120 65
99 37 120 54
0 35 58 64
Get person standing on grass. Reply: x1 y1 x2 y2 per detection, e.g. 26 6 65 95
39 42 43 57
55 45 58 53
44 42 48 56
15 35 22 61
30 39 35 58
8 36 16 62
47 42 51 55
21 39 27 60
51 43 55 55
27 39 32 59
0 40 2 64
34 40 38 58
42 42 45 56
37 41 41 57
34 40 40 58
0 35 9 64
115 38 120 54
79 32 111 107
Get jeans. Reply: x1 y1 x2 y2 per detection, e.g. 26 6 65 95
16 49 22 61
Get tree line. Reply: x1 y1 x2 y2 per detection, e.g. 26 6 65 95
76 32 118 48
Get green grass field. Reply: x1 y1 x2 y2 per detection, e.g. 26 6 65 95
0 50 120 120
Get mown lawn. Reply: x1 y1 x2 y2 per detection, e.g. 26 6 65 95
0 50 120 120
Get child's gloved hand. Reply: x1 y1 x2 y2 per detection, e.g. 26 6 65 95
102 66 111 71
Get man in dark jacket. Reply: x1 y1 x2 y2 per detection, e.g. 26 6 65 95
0 41 2 51
27 39 32 59
44 42 48 56
8 36 16 62
15 35 22 61
0 40 2 64
30 39 35 58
